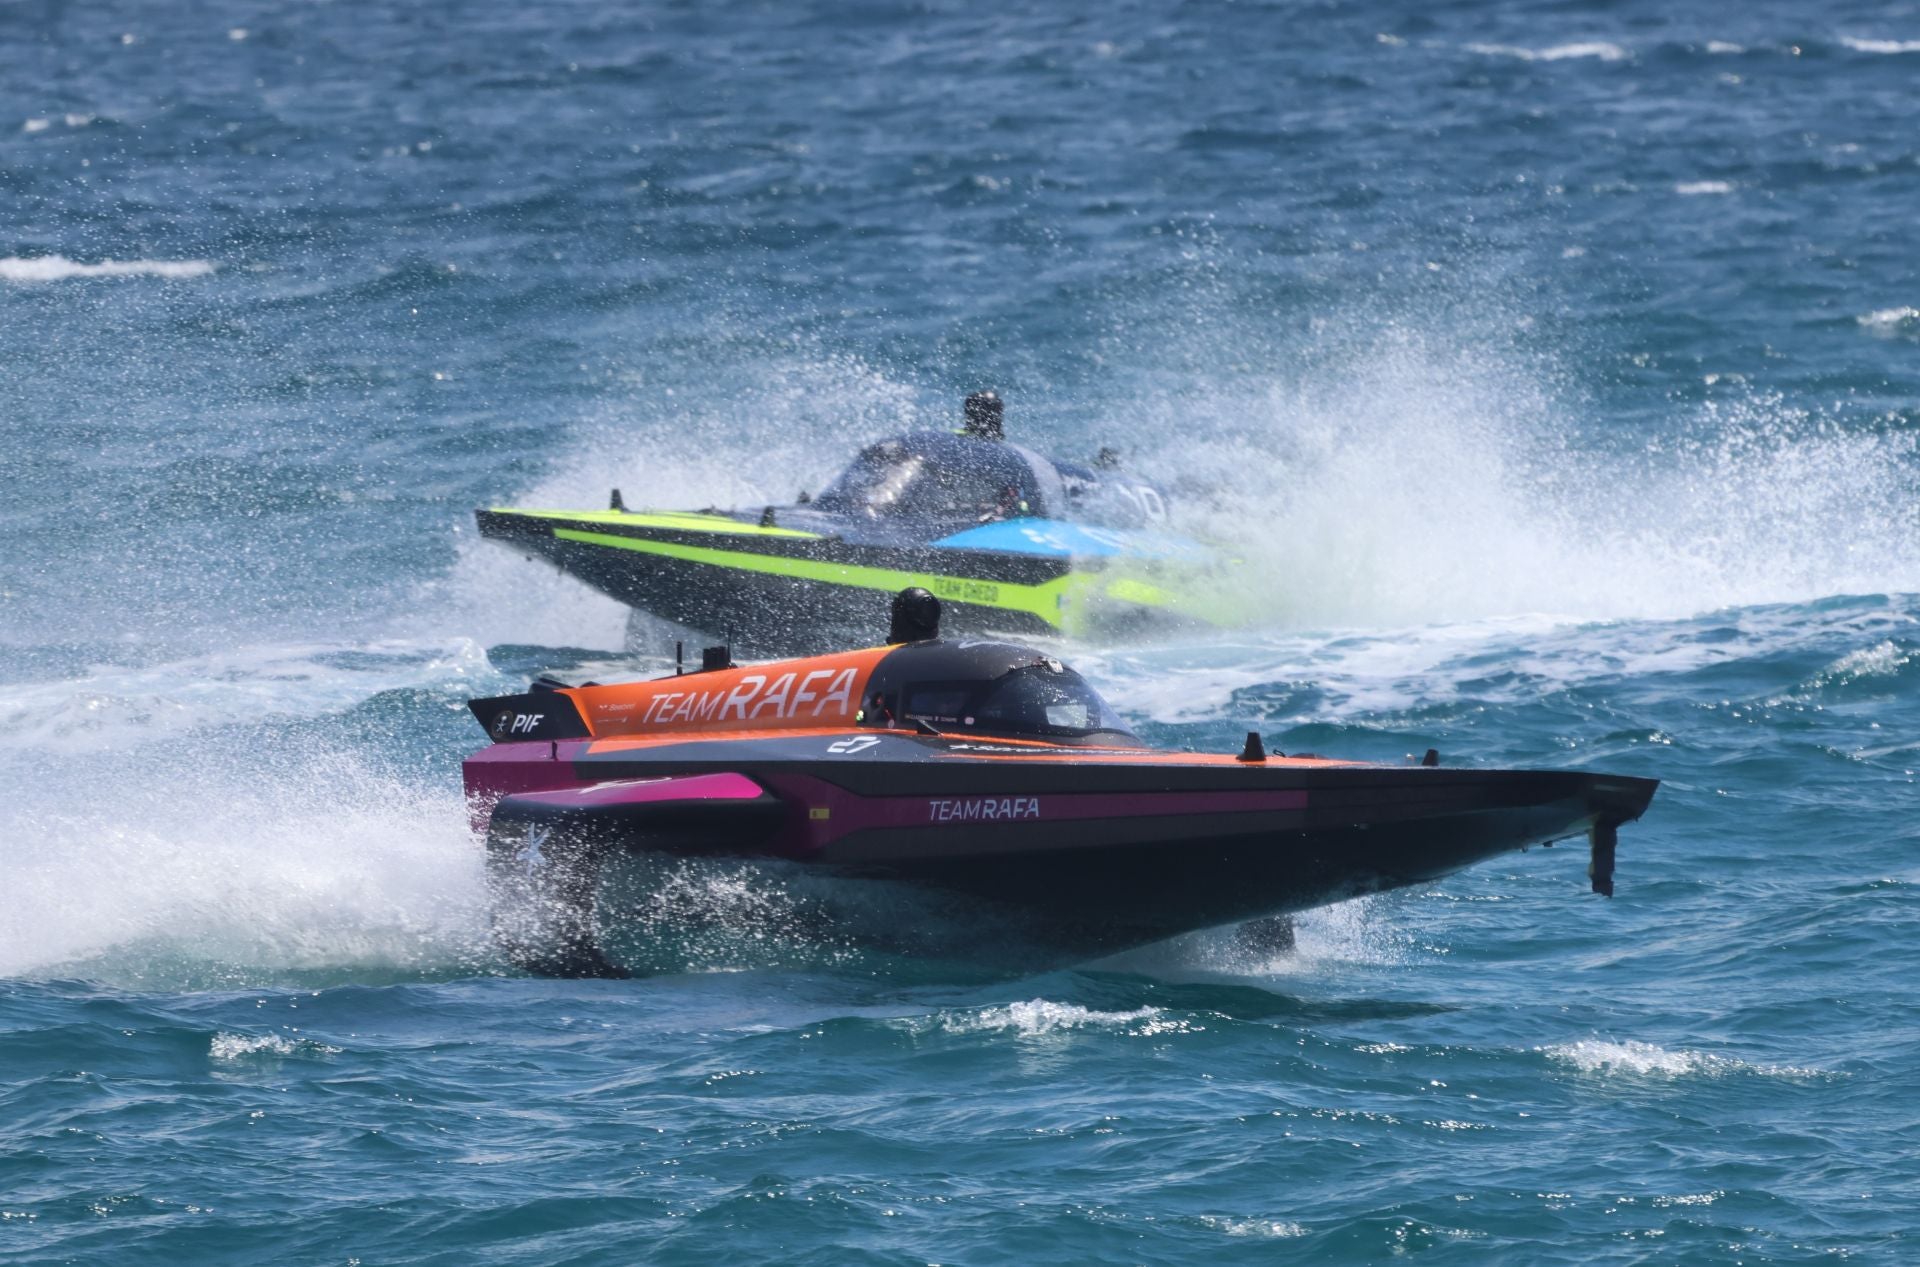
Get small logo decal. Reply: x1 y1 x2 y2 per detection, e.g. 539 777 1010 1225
827 735 882 755
522 824 551 872
492 711 547 740
927 797 1042 823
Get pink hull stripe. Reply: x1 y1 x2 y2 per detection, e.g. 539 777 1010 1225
506 770 765 809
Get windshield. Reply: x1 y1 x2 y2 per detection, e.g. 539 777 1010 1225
900 663 1137 742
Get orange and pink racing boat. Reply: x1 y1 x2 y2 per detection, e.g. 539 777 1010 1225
464 590 1657 976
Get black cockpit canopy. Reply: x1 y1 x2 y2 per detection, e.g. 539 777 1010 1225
811 429 1174 533
859 638 1141 746
814 430 1060 522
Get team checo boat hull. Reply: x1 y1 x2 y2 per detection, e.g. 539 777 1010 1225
474 506 1143 652
475 429 1236 656
463 620 1657 977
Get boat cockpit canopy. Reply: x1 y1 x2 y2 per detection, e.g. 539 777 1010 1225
814 431 1057 522
865 640 1142 746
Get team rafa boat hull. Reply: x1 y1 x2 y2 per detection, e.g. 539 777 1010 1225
462 633 1657 977
470 735 1655 975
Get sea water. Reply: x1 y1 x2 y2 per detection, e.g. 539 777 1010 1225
3 1 1918 1261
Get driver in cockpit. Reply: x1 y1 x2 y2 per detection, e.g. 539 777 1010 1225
957 391 1026 516
960 390 1004 442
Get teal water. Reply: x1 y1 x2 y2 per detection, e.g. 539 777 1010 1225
4 1 1919 1261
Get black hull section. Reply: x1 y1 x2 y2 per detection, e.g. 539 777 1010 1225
482 755 1655 976
820 799 1599 958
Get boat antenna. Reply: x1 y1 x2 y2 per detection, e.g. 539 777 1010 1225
675 640 683 676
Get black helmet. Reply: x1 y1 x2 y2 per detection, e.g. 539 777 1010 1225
888 586 942 643
962 390 1004 441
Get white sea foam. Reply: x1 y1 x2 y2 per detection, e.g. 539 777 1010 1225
1465 41 1627 63
1857 306 1920 336
211 1031 296 1058
1840 36 1920 55
1706 41 1745 54
1543 1039 1824 1079
1198 1215 1307 1238
0 255 216 282
210 1031 341 1060
18 113 94 134
588 853 866 975
1815 639 1909 684
1097 894 1419 979
1675 180 1734 195
934 1000 1166 1037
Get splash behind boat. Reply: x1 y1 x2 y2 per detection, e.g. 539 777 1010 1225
464 590 1658 976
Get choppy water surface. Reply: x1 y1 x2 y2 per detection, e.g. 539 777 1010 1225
4 1 1919 1261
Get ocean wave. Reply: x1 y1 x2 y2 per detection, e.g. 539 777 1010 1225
1839 36 1920 55
0 255 216 283
210 1031 342 1060
1543 1038 1827 1079
1812 639 1910 686
1856 306 1920 336
1197 1215 1307 1238
0 638 497 754
1675 180 1734 195
20 114 97 133
927 999 1184 1037
1465 41 1627 63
